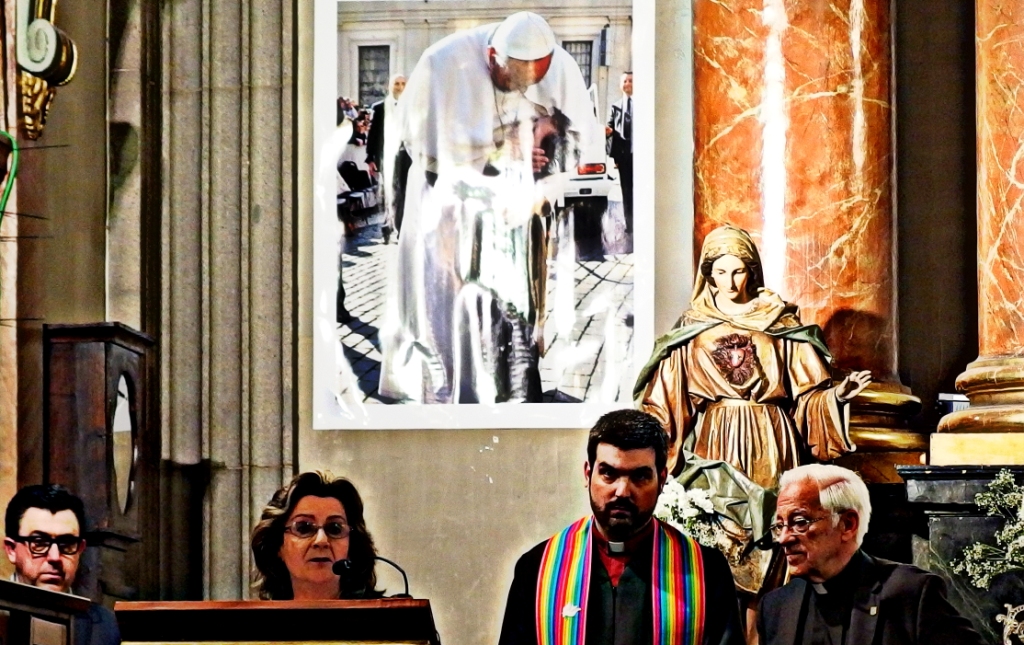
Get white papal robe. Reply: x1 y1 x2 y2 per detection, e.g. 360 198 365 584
377 23 599 404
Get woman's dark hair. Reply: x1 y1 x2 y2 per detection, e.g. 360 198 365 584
699 252 764 297
251 471 379 599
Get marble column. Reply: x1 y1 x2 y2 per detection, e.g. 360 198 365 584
0 0 18 581
162 0 296 598
933 0 1024 464
693 0 922 481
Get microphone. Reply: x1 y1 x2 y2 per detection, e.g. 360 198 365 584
333 556 411 598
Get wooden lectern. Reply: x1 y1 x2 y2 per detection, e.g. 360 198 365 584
115 599 441 645
0 579 91 645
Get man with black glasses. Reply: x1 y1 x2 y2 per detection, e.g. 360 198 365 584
4 484 121 645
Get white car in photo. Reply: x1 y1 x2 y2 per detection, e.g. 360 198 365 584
558 84 620 217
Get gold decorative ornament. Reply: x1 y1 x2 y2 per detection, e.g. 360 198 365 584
998 602 1024 644
18 72 56 140
16 0 78 140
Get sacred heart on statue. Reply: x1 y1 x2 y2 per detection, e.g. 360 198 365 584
711 333 760 387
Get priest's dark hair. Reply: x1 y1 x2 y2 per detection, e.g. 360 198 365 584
587 409 668 473
251 470 380 600
5 484 87 539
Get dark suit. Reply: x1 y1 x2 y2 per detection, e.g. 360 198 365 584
365 99 411 238
758 551 985 645
365 100 386 169
607 95 633 234
499 527 744 645
75 604 121 645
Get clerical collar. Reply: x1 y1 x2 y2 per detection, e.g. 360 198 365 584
592 518 654 556
812 550 869 596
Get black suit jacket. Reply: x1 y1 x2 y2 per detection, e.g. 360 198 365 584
606 97 631 162
757 553 985 645
74 604 121 645
498 528 745 645
365 100 386 167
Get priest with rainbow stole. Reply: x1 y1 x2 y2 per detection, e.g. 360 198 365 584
498 410 744 645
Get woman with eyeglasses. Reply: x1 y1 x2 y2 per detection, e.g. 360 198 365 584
251 471 380 600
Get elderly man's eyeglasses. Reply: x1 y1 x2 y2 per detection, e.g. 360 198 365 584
11 533 84 556
284 520 350 540
768 515 833 538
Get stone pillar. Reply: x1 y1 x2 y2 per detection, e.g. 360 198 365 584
933 0 1024 464
162 0 296 598
0 0 19 581
693 0 922 481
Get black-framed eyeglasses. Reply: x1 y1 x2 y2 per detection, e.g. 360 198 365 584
284 520 350 540
768 515 833 539
10 533 84 556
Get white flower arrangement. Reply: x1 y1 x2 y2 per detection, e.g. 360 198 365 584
654 476 725 548
952 469 1024 590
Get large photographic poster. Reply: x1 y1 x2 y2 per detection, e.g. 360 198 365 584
312 0 654 429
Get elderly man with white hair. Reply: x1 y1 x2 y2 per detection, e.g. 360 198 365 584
758 464 984 645
377 11 600 404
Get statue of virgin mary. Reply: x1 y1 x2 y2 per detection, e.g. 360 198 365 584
635 225 871 489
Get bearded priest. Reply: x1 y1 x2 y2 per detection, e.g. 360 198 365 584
498 409 745 645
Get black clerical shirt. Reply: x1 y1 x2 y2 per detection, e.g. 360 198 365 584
797 550 871 645
500 516 750 645
588 525 655 645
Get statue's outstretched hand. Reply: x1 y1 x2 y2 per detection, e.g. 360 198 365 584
836 370 872 403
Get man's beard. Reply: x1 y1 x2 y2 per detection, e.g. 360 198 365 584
591 496 652 542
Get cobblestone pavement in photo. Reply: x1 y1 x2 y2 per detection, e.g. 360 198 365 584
335 209 635 405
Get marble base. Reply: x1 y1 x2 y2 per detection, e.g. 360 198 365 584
839 382 926 483
900 466 1024 644
835 450 926 484
939 357 1024 438
931 433 1024 465
849 429 928 452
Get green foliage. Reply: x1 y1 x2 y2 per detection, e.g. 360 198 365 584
952 470 1024 589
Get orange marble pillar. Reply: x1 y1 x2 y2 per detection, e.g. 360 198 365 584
934 0 1024 464
0 0 17 580
693 0 922 479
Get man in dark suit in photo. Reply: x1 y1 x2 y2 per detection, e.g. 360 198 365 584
606 71 633 235
365 74 411 245
758 464 984 645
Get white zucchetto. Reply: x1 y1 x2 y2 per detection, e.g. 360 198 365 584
490 12 556 62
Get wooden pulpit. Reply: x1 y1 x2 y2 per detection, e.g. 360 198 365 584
114 599 441 645
0 579 91 645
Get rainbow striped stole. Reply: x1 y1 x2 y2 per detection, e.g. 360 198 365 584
653 520 705 645
535 517 705 645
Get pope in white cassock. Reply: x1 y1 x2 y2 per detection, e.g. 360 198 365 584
377 12 601 404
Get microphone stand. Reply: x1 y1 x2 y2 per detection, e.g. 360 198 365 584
333 556 411 598
374 556 410 599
